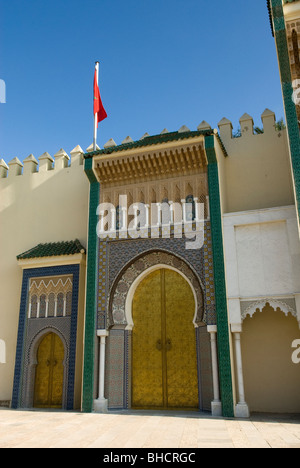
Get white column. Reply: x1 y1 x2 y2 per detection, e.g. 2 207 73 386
119 206 127 238
133 204 139 229
231 324 249 418
28 301 32 319
94 329 109 413
207 325 222 416
181 199 186 223
45 299 49 318
36 299 40 319
169 201 174 224
156 203 161 226
145 204 150 227
110 208 116 232
99 210 105 233
121 206 127 230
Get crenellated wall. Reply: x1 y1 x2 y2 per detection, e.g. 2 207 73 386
0 145 90 403
0 108 296 408
218 109 295 213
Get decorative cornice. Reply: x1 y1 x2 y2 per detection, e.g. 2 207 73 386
241 298 297 320
92 139 207 186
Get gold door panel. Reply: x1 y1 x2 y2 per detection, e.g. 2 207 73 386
165 270 199 408
34 333 64 409
132 268 198 410
132 270 163 408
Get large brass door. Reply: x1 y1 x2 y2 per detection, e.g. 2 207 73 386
132 269 198 409
34 333 64 409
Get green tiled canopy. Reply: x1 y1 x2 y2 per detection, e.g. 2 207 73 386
17 239 86 260
84 129 228 159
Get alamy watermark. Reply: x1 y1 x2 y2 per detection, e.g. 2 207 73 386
291 339 300 364
0 79 6 104
96 196 208 250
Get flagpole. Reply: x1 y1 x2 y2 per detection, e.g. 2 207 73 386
93 61 100 151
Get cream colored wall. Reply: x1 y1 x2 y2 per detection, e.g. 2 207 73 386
218 110 295 214
241 305 300 414
222 203 300 414
0 148 89 402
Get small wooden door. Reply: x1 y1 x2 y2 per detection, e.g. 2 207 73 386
34 333 64 408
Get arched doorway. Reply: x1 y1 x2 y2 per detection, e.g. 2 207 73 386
131 268 199 409
33 332 65 409
242 304 300 413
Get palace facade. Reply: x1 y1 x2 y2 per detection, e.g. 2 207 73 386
0 0 300 417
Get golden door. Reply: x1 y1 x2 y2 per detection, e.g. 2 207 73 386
34 333 64 409
132 269 198 409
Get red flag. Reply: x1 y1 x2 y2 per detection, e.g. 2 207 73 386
94 69 107 126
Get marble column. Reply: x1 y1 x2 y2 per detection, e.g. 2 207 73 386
231 324 249 418
94 329 109 413
207 325 222 416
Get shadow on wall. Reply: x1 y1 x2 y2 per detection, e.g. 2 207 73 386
0 339 6 364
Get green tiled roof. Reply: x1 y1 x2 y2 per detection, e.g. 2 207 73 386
84 128 228 158
17 239 86 260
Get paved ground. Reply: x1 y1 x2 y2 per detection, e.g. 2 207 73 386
0 408 300 448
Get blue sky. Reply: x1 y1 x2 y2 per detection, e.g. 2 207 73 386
0 0 284 164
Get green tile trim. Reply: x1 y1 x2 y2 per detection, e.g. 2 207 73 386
205 135 234 418
270 0 300 223
82 158 100 412
84 130 228 159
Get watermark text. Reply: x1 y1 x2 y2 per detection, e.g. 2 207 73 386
292 339 300 364
96 196 208 250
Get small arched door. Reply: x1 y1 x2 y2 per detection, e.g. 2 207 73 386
132 268 198 409
33 332 64 409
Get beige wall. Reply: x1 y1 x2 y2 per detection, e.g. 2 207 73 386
218 110 295 214
0 148 89 402
241 305 300 414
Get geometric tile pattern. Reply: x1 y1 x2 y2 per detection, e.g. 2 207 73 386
97 222 217 329
205 134 234 418
11 264 80 410
109 250 205 328
82 158 100 413
96 223 217 410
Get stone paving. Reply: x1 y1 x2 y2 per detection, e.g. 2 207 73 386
0 408 300 449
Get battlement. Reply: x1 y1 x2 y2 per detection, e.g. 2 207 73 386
218 109 285 143
0 145 85 179
0 109 286 181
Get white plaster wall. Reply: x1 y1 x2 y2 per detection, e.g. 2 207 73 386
223 206 300 323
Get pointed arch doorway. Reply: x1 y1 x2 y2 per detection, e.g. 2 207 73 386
33 332 65 409
132 268 199 410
